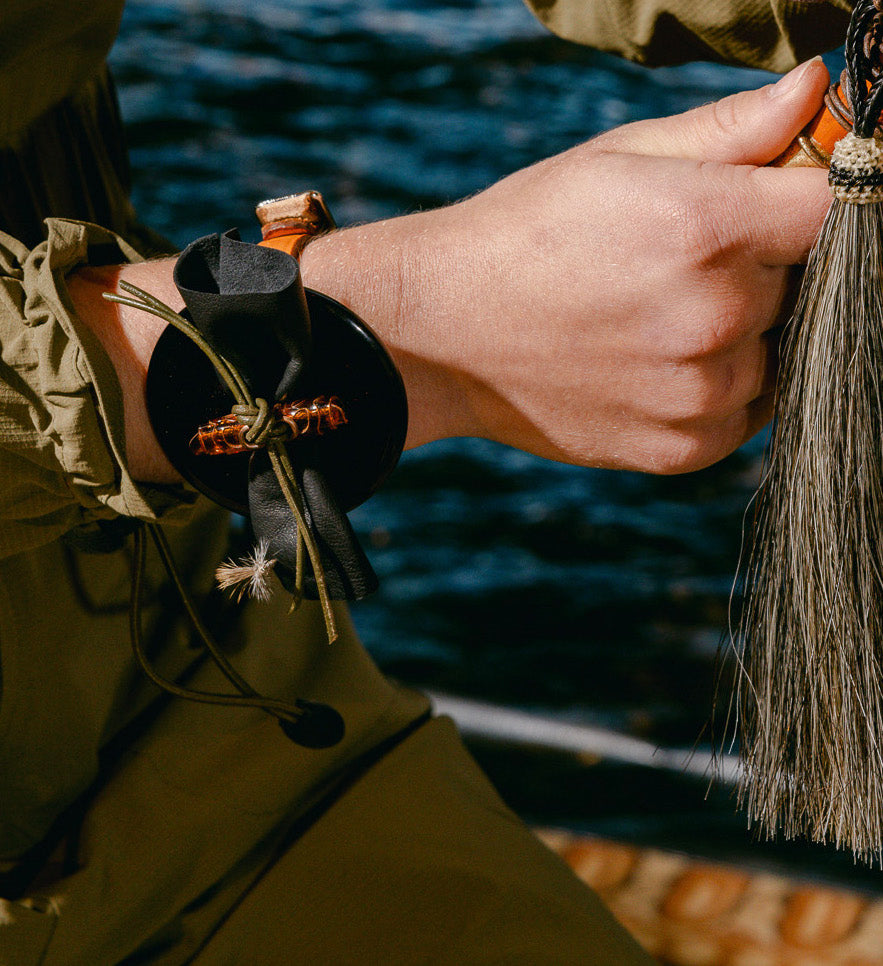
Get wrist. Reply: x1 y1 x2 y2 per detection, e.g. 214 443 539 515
299 213 481 448
68 258 184 484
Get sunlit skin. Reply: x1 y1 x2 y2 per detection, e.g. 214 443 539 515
67 58 832 483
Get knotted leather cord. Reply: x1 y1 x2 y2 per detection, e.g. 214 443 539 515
105 280 337 635
130 524 313 724
104 281 341 730
231 398 290 447
147 523 257 696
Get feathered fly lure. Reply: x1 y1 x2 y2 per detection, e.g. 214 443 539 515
216 539 279 603
730 0 883 862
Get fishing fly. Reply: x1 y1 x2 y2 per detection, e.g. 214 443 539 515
190 395 347 456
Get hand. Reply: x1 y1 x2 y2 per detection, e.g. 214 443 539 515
302 58 832 473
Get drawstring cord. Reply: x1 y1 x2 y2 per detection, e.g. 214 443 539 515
106 282 345 748
130 524 313 723
105 280 337 639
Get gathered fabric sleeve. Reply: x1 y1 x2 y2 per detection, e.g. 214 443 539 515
0 217 196 559
523 0 853 71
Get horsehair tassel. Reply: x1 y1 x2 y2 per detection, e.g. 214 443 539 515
729 0 883 864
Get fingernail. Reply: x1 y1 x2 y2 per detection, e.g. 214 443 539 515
771 55 825 98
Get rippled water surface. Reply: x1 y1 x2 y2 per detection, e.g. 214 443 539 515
110 1 877 886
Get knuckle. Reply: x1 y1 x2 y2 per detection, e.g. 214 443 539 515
678 165 751 268
687 191 732 266
660 316 718 364
646 429 712 475
665 187 728 272
648 408 750 475
708 94 741 142
647 427 733 475
646 360 738 424
680 369 729 422
697 309 737 357
715 357 740 410
676 288 756 361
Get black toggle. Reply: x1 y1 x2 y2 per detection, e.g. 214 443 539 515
280 701 347 749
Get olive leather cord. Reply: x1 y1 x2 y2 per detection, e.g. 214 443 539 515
106 281 347 750
106 280 339 633
130 523 345 749
105 231 407 750
146 231 391 603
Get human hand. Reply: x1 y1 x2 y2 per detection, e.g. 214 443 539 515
302 58 832 473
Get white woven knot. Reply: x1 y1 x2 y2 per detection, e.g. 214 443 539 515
829 132 883 204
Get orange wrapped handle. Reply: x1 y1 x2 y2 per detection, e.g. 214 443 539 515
774 71 856 168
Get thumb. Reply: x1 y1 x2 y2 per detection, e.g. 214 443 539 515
594 57 830 166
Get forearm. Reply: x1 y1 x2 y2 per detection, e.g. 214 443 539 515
67 259 183 484
66 227 471 486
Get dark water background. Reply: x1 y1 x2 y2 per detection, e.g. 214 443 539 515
109 0 882 889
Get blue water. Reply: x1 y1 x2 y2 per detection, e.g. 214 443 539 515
110 0 881 887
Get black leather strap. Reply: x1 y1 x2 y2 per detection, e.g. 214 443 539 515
145 231 408 601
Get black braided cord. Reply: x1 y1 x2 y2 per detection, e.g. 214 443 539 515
847 0 883 137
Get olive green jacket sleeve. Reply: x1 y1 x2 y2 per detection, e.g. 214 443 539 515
524 0 852 70
0 218 195 559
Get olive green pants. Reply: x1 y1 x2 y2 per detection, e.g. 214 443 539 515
155 717 655 966
0 529 652 966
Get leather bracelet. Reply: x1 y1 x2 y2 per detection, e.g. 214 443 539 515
144 193 408 602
